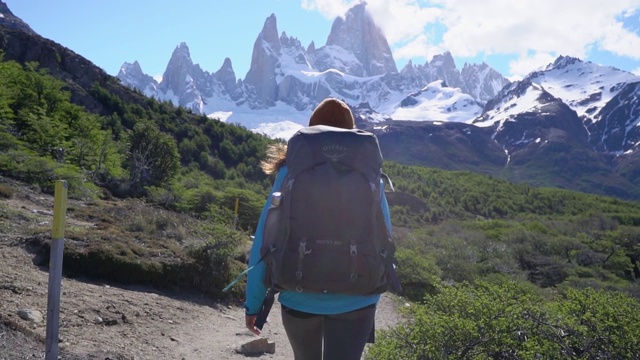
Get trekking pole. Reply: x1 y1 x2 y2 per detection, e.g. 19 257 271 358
255 287 276 330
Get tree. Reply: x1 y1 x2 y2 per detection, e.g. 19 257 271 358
127 120 180 191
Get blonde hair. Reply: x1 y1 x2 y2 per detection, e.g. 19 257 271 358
260 98 355 174
260 142 287 175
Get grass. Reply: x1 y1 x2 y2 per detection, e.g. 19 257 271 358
1 178 250 302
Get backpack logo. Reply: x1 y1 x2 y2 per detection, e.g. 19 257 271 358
322 144 347 161
315 239 342 246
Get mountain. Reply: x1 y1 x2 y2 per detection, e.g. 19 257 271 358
0 1 34 34
372 52 640 199
2 1 640 200
117 3 509 135
118 60 158 97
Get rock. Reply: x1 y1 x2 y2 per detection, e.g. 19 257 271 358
17 309 43 323
235 337 276 355
104 318 118 326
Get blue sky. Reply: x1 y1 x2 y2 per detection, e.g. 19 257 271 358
4 0 640 81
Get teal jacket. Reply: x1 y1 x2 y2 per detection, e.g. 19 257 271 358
244 165 393 315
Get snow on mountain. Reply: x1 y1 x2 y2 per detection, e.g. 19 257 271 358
0 1 35 34
528 56 640 124
386 80 482 122
591 81 640 154
207 99 309 141
461 62 510 104
116 2 510 140
117 61 158 97
473 80 542 129
487 56 640 155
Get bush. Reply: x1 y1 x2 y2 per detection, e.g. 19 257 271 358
184 224 247 299
394 248 441 302
0 183 14 198
367 279 545 359
366 281 640 359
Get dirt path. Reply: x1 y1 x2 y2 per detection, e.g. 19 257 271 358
0 240 403 360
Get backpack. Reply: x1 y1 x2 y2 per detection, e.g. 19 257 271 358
260 125 396 295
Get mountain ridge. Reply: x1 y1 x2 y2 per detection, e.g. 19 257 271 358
1 1 640 201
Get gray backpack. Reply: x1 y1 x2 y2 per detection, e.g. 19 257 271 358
260 125 396 295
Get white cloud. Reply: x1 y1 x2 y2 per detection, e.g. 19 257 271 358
507 52 557 81
300 0 355 19
600 22 640 58
301 0 640 77
633 67 640 75
392 34 444 65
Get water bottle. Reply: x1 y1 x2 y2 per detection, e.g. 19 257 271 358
271 192 282 207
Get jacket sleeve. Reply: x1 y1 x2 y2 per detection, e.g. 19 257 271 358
380 181 393 237
243 167 288 315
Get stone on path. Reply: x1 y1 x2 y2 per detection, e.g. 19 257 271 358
235 337 276 356
17 309 43 323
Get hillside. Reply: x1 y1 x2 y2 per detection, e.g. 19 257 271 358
0 174 404 359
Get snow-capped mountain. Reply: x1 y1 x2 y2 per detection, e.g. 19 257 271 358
526 56 640 154
113 1 640 193
118 61 158 97
2 0 639 199
391 80 482 122
473 56 640 158
117 3 509 139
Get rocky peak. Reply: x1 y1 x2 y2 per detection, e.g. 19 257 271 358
214 57 237 95
325 2 397 76
119 61 144 77
243 13 282 107
168 42 193 66
546 55 582 71
461 62 510 104
0 1 35 34
258 14 281 53
117 61 158 97
400 60 418 76
158 42 209 113
427 51 463 89
430 51 456 69
160 43 195 91
307 41 316 54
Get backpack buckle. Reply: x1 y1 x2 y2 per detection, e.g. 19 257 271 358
299 240 312 255
350 244 357 256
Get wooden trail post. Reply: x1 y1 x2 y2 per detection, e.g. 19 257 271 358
233 197 240 230
46 180 67 360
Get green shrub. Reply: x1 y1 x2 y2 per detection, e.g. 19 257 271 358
394 248 441 302
540 288 640 358
366 281 640 359
0 183 14 198
367 279 545 359
184 224 247 299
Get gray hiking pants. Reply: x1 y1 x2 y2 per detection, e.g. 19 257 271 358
281 304 376 360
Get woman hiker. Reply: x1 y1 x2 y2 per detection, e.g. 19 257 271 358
243 97 394 360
